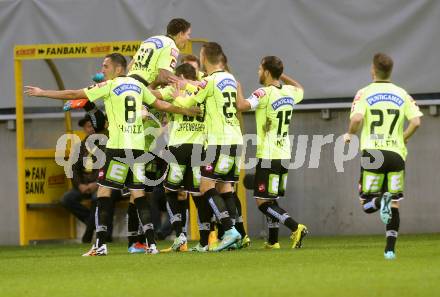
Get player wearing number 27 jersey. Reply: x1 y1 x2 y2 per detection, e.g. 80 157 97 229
345 53 422 260
351 81 422 161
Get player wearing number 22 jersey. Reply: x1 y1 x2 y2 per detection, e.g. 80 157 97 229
236 56 308 250
128 18 191 87
346 53 422 260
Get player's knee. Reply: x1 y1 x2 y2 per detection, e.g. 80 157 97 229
200 180 214 194
216 182 232 193
177 191 188 200
97 186 112 198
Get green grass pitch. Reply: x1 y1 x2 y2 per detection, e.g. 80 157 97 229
0 234 439 297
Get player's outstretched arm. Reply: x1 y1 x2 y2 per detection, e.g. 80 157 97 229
235 81 252 112
25 86 87 100
152 99 200 117
403 116 421 143
280 74 303 90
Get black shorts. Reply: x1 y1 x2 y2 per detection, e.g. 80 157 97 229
359 149 405 201
253 159 289 200
164 144 204 193
200 145 242 183
98 148 145 190
144 154 167 193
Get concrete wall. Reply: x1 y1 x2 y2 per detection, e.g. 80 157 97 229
0 122 19 245
244 107 440 238
0 117 81 245
1 107 439 245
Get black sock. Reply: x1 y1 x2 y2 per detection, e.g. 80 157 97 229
217 222 225 239
193 196 211 247
137 222 147 244
178 198 189 236
362 197 381 213
205 188 233 231
95 197 112 247
267 217 280 245
233 192 247 237
222 192 237 226
258 201 298 232
127 202 139 247
134 196 156 246
210 217 216 232
165 191 183 236
385 207 400 252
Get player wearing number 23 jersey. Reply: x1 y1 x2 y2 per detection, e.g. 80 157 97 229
176 70 243 182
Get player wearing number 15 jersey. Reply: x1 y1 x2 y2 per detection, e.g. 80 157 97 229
344 53 422 260
236 56 308 250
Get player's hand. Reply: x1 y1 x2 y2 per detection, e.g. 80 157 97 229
167 76 187 89
184 106 202 117
171 83 181 99
141 105 149 121
343 133 352 144
24 86 44 97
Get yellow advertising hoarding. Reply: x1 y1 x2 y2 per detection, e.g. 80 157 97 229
14 41 141 60
24 158 68 204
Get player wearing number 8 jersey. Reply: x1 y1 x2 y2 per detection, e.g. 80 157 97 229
25 74 199 256
344 53 422 260
176 42 243 251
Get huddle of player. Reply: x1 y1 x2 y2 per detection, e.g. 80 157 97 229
25 18 422 260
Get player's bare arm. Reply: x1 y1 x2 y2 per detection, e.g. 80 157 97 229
403 116 421 143
24 86 87 100
344 113 363 143
152 98 200 117
280 73 304 90
149 88 164 100
235 81 252 112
